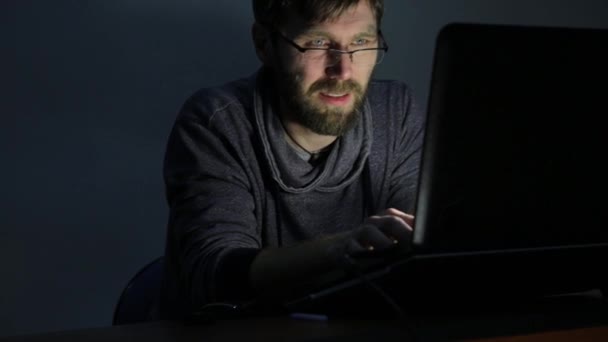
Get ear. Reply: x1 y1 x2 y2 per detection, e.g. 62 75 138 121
252 22 273 65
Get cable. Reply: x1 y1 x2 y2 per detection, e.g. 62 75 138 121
341 253 405 317
187 301 251 324
198 302 239 312
341 253 419 341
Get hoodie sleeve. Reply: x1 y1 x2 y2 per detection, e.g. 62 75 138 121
163 94 262 314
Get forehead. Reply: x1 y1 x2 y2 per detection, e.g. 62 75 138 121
282 1 377 36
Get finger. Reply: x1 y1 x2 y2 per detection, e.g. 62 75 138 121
378 216 412 243
384 208 415 227
366 216 412 245
357 224 396 251
346 237 369 254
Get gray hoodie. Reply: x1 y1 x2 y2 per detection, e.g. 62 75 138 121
162 68 425 317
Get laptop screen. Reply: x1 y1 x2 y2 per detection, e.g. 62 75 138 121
413 23 608 253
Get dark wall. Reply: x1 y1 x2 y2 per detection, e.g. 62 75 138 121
0 0 258 336
1 0 607 337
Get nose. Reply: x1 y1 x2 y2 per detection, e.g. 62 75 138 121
326 52 353 80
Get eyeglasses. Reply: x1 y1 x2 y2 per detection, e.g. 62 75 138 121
273 29 389 67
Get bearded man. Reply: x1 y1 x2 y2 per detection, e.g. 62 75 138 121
161 0 425 318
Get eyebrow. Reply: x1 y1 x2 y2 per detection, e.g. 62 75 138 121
298 26 378 40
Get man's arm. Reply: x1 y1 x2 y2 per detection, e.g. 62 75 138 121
249 209 414 297
164 97 263 312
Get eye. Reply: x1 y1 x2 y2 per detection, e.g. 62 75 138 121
353 38 369 46
354 37 379 47
305 38 329 48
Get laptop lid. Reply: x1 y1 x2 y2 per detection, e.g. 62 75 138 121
413 22 608 254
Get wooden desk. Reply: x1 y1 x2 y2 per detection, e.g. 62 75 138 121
2 318 608 342
2 293 607 342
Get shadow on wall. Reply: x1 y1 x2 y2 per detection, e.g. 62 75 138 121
0 0 258 337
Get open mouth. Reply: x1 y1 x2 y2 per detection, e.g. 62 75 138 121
319 92 351 105
323 93 348 98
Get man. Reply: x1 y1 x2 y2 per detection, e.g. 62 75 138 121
162 0 425 318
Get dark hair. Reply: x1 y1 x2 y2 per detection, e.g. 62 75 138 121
252 0 384 29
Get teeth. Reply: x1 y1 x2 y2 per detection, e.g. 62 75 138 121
325 93 346 97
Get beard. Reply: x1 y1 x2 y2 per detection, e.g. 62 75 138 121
275 67 368 136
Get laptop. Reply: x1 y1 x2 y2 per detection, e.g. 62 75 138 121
280 22 608 314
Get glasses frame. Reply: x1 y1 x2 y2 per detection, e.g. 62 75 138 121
272 28 389 66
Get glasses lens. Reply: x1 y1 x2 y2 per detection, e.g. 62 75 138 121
302 50 326 63
353 49 385 66
303 49 386 67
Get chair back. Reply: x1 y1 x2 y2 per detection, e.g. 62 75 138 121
113 257 164 325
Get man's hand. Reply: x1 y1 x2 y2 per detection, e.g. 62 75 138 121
326 208 414 263
250 208 414 295
358 208 414 252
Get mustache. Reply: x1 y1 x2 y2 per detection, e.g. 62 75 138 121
306 79 363 96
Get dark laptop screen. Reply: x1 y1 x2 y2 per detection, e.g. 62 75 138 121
413 23 608 253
